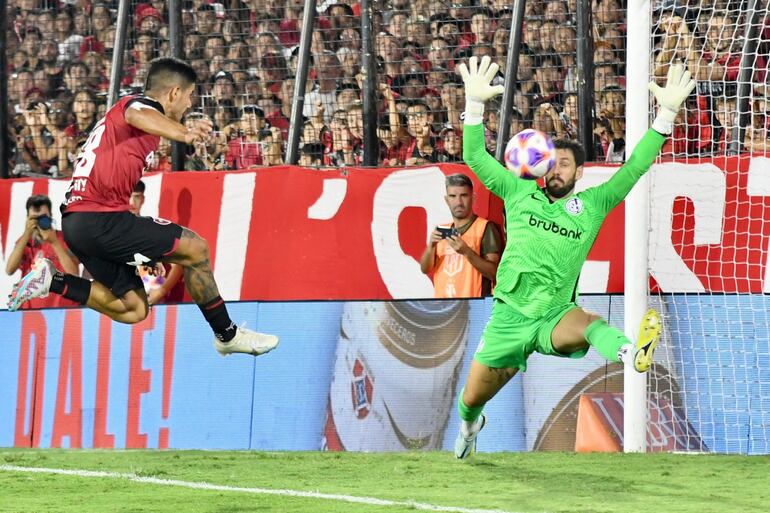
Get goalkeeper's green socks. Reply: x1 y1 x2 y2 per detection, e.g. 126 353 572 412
457 387 484 435
584 319 629 363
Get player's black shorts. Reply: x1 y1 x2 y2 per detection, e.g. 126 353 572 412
62 211 184 298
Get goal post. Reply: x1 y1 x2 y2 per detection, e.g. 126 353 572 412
623 0 652 454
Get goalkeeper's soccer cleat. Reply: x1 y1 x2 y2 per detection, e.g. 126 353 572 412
7 258 55 311
454 414 486 459
214 325 279 357
633 308 662 373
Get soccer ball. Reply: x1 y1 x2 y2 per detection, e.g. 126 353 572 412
503 129 556 179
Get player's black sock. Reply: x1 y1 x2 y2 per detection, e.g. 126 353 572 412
199 296 237 342
49 273 92 305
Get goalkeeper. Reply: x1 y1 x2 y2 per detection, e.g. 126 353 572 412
453 56 695 459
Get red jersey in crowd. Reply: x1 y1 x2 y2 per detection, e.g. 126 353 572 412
225 137 264 168
62 96 161 213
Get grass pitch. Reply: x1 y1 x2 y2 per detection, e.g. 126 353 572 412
0 449 767 513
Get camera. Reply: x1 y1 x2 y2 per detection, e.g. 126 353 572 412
36 215 52 230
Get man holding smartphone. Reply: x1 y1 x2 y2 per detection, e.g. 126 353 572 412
5 194 79 309
420 174 502 298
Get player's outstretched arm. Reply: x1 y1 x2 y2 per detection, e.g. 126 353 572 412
125 106 212 145
587 63 696 214
457 56 516 198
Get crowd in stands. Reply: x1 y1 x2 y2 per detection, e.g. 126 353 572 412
4 0 769 177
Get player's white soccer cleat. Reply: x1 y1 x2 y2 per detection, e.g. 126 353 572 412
7 258 56 312
214 325 279 357
454 413 486 459
633 308 662 373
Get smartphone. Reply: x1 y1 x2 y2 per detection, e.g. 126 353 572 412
436 226 458 239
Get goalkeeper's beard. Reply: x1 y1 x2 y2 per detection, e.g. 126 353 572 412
545 176 577 199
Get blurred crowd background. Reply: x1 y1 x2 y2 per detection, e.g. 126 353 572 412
4 0 769 177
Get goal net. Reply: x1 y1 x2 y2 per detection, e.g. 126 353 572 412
647 0 770 454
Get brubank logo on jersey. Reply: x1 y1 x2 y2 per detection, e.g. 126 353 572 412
528 214 582 240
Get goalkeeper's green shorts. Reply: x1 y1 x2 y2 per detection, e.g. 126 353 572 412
473 299 589 371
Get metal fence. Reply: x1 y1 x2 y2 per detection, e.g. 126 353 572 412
3 0 637 176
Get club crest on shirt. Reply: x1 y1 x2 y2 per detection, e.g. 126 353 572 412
565 197 584 216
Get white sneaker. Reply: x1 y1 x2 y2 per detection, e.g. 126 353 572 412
454 414 486 459
214 325 279 357
7 258 56 311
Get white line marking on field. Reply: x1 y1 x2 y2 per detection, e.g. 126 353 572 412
0 465 530 513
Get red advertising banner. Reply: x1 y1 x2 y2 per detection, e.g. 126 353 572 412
2 156 767 302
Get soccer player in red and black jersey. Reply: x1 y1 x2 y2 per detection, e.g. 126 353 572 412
8 57 279 358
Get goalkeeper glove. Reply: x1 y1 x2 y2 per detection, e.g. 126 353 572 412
457 56 505 124
648 62 696 135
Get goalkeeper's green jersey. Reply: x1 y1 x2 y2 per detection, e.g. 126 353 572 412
463 123 664 318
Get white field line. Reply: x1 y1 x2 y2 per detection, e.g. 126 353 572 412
0 464 535 513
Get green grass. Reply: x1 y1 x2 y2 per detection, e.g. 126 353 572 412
1 449 768 513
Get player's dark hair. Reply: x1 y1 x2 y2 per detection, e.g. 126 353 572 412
145 57 197 93
553 138 586 167
25 194 52 213
445 174 473 190
133 180 146 194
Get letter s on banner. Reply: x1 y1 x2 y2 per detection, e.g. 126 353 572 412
649 163 726 292
371 167 447 298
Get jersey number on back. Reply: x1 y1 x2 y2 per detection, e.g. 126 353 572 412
72 117 107 178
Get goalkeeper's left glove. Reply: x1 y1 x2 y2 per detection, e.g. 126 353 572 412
648 62 696 135
457 56 505 124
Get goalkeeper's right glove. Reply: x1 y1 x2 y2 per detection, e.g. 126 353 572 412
457 56 505 124
648 62 696 135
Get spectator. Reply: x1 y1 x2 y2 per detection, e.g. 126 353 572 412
399 100 437 165
92 3 114 42
16 102 65 177
304 51 341 124
532 55 563 108
561 92 579 139
594 62 620 92
545 0 570 23
5 194 79 309
419 174 502 298
553 25 578 93
470 8 493 45
196 4 218 35
63 89 99 169
204 34 227 61
713 96 737 152
55 7 84 63
388 11 409 39
225 105 282 168
300 142 324 167
212 99 239 140
258 95 289 138
340 27 363 52
427 36 453 72
440 79 464 129
135 4 164 35
744 99 770 153
21 27 44 71
436 126 462 162
212 70 236 106
533 102 565 139
148 137 172 172
377 32 404 81
335 82 361 113
184 113 224 170
597 86 626 148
